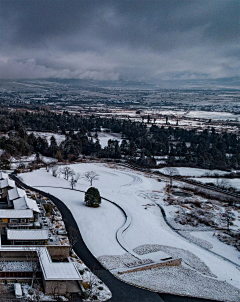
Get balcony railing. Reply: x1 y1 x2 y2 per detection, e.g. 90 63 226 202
8 223 33 228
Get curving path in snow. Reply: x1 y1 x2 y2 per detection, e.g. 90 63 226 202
11 175 163 302
143 193 240 268
121 173 143 187
17 164 240 300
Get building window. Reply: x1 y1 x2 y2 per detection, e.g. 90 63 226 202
21 219 26 223
10 219 18 223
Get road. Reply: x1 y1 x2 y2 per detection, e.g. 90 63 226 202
11 174 217 302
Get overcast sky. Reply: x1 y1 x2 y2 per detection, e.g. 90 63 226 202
0 0 239 86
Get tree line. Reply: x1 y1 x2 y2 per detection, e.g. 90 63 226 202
0 109 239 170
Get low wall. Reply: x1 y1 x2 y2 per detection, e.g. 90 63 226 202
43 278 67 295
47 245 70 260
0 250 38 261
0 245 70 261
118 258 182 275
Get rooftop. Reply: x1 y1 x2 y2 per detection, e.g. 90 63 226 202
0 209 33 219
8 187 26 201
13 196 40 213
39 248 82 281
7 229 49 241
0 172 8 180
0 178 15 189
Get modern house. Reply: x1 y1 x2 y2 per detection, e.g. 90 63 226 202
0 178 15 200
39 247 82 295
13 196 40 221
0 173 82 296
0 209 34 236
7 229 49 245
0 245 82 296
7 187 26 207
0 172 8 180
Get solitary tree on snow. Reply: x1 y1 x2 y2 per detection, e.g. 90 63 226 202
84 171 99 186
68 226 81 252
221 209 234 231
69 172 80 189
163 167 179 188
61 166 74 180
51 165 59 177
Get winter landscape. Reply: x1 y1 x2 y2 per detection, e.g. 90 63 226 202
17 162 240 301
0 1 240 301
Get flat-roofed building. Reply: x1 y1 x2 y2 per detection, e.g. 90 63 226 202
0 209 34 235
7 229 49 245
39 248 82 295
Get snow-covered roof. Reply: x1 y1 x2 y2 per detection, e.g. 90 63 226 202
8 187 26 201
0 178 15 189
39 248 82 281
7 229 49 241
0 172 8 180
0 209 33 219
26 197 40 213
13 196 40 213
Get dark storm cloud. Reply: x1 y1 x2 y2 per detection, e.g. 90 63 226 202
0 0 239 83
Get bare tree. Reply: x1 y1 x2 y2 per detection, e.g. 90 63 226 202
221 210 234 231
80 264 101 301
69 172 80 189
61 166 74 180
51 165 59 177
163 167 179 188
68 226 80 252
215 178 230 190
84 171 99 186
51 281 63 301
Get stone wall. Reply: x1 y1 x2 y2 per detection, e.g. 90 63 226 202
118 258 182 275
43 278 67 295
47 245 70 260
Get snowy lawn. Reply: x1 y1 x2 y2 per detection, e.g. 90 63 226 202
192 177 240 190
27 131 66 146
19 163 240 301
157 167 229 177
92 132 123 148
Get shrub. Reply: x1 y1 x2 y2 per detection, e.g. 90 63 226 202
84 187 101 207
43 203 53 214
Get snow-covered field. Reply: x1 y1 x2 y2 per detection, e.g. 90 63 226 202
158 167 229 177
27 131 66 146
93 132 123 148
193 177 240 190
147 109 240 121
19 163 240 301
10 154 57 169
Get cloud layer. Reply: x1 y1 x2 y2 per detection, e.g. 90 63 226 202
0 0 239 85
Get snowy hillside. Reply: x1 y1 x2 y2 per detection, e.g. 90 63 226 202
19 163 240 301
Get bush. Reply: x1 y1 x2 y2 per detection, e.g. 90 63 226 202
84 187 101 207
43 203 53 214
